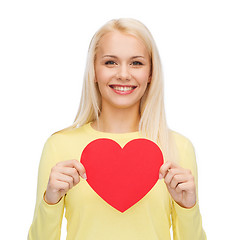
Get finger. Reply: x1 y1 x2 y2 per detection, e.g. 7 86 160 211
169 173 190 189
57 160 87 179
55 172 75 190
49 179 70 193
163 168 184 185
57 167 80 186
160 161 180 178
159 162 172 178
175 181 196 193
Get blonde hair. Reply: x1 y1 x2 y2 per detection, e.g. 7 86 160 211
52 18 178 163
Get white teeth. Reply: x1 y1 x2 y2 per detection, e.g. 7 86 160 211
112 86 135 91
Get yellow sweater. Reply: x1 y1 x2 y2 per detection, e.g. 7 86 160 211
28 121 206 240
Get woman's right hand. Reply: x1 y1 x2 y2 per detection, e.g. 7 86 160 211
44 159 87 205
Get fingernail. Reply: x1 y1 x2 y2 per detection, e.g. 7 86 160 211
159 173 163 180
83 173 87 180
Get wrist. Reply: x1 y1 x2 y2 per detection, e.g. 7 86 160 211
43 190 62 205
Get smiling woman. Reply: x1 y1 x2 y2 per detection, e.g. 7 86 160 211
28 18 207 240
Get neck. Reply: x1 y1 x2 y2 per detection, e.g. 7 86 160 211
92 105 141 134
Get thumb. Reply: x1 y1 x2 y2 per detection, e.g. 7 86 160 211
159 173 164 180
79 163 87 180
74 161 87 180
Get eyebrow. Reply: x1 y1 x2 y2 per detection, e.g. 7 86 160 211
102 55 145 59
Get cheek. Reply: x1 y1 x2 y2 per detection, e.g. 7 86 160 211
96 67 114 82
133 70 150 84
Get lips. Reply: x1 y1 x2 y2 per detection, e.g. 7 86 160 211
109 84 137 95
109 85 137 88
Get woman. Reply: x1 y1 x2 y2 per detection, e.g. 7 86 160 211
28 18 206 239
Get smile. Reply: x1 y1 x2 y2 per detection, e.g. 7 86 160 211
109 85 137 95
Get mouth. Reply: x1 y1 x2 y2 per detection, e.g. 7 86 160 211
109 85 137 91
109 84 137 95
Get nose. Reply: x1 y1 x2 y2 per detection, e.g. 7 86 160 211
116 64 131 81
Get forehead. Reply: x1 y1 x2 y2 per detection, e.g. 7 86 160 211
96 31 149 57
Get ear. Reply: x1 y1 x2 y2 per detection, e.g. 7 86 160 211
148 74 152 83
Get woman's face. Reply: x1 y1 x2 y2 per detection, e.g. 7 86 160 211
94 31 151 111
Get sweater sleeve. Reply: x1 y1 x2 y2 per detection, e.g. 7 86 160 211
171 138 207 240
28 136 65 240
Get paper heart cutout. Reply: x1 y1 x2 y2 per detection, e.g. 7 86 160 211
80 138 164 212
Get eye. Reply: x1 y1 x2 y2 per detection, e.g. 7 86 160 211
132 61 143 66
105 60 116 65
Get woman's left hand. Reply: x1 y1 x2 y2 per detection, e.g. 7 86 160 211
159 161 196 209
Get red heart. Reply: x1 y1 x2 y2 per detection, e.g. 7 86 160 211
80 138 164 212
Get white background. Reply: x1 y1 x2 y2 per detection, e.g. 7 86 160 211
1 0 239 239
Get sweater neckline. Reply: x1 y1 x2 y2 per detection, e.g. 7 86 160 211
85 121 141 138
